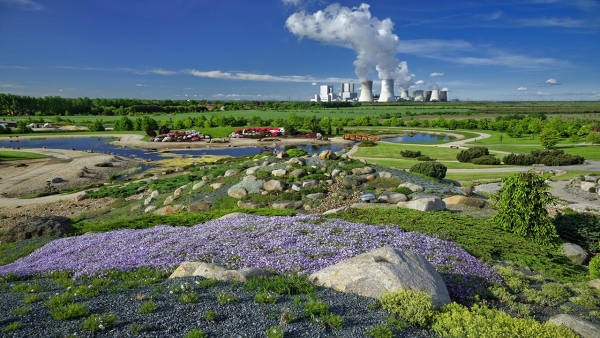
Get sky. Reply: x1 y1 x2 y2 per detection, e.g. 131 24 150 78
0 0 599 101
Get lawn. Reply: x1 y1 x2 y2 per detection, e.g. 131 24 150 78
0 150 49 161
353 143 462 161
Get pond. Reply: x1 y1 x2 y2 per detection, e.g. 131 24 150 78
381 133 453 143
0 137 349 161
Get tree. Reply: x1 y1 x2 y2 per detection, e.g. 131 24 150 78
586 132 600 145
568 134 581 147
16 121 32 133
538 127 561 149
88 119 105 132
492 171 557 245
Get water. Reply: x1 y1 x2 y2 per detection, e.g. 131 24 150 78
381 133 453 143
0 137 349 161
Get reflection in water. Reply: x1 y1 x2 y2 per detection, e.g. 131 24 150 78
381 133 452 143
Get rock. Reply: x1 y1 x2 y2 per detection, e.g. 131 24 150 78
306 193 326 200
365 174 376 181
155 205 185 215
397 197 446 212
263 180 286 192
398 182 424 193
210 183 224 190
271 201 304 209
378 172 393 179
0 216 74 243
73 193 88 202
218 212 249 220
271 169 287 177
224 169 240 177
331 169 341 177
352 166 374 175
169 262 203 278
246 166 262 175
48 177 63 183
173 188 183 196
291 184 301 192
319 150 337 160
309 246 451 309
323 206 349 215
588 279 600 290
169 262 273 282
131 205 141 212
562 243 588 265
548 314 600 338
581 181 596 192
302 180 318 189
458 186 474 196
144 206 157 213
242 175 257 182
137 186 148 193
144 197 154 206
584 175 598 182
359 193 377 202
377 192 408 204
163 195 178 205
443 195 486 208
290 169 307 178
237 200 263 209
94 162 113 167
227 187 248 199
150 190 160 198
276 151 289 159
188 201 212 213
342 176 361 187
287 157 305 166
192 182 206 190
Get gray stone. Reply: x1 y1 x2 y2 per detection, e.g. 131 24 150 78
224 169 240 177
548 314 600 338
359 193 377 202
263 180 286 192
291 184 301 192
175 262 274 282
342 176 361 187
192 182 206 190
319 150 337 160
397 197 446 212
399 182 424 193
562 243 588 265
150 190 160 198
309 246 451 309
377 192 408 204
271 169 287 177
246 166 262 175
302 180 318 189
237 200 263 209
580 181 596 192
443 195 486 208
323 206 349 215
218 212 249 220
378 172 393 179
144 206 157 213
163 195 178 205
188 201 212 213
242 175 257 182
584 175 598 182
73 193 88 202
155 205 185 215
290 169 307 178
173 187 183 196
276 151 289 159
306 193 326 200
49 177 63 183
168 262 203 278
331 169 341 177
272 201 304 209
137 186 148 193
0 216 73 243
210 183 224 189
227 187 248 199
352 166 374 175
144 197 154 206
287 157 305 166
365 174 376 181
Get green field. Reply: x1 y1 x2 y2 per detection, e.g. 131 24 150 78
0 150 49 161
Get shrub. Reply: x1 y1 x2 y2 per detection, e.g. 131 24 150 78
82 313 117 332
540 283 570 303
2 322 21 333
179 292 199 304
265 325 284 338
379 290 434 327
400 150 421 158
492 171 558 245
590 255 600 279
471 155 501 165
286 148 308 158
457 147 489 163
360 140 377 147
217 291 238 304
145 127 157 137
185 329 208 338
393 187 413 195
417 155 436 161
503 150 585 166
49 303 89 320
254 170 270 180
158 125 170 134
304 298 329 317
139 300 156 314
203 310 218 321
410 161 447 180
364 324 394 338
554 211 600 254
432 302 577 338
254 291 278 304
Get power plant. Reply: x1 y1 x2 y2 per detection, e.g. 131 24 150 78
358 81 374 102
378 79 395 102
310 81 447 102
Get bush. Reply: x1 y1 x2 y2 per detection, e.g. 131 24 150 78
590 255 600 279
393 187 413 195
145 127 157 137
380 290 434 327
432 302 577 338
82 313 117 332
410 162 447 180
359 140 377 147
492 171 558 245
457 147 489 163
590 187 597 193
417 155 436 161
554 211 600 254
471 155 501 165
158 125 170 134
400 150 421 158
503 149 585 166
286 148 308 158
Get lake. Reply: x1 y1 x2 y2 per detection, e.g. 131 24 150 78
381 133 453 143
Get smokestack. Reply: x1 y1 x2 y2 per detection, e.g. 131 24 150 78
431 90 440 102
358 80 373 102
378 79 395 102
400 90 409 100
439 91 447 102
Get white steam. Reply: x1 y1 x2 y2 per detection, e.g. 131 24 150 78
285 3 413 88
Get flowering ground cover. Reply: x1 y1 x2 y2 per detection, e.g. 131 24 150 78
0 215 501 302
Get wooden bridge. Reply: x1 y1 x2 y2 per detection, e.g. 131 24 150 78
342 133 381 141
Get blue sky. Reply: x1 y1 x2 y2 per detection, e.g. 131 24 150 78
0 0 599 101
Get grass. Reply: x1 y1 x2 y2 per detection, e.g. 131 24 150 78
353 142 462 161
0 150 49 161
360 158 506 170
444 171 512 182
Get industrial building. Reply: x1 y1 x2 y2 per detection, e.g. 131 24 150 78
310 82 447 102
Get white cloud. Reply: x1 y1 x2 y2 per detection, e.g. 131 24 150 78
515 17 586 28
518 87 528 91
441 87 449 92
429 72 444 77
0 84 25 88
311 82 317 85
147 68 176 76
546 78 560 85
0 0 43 10
415 80 426 85
135 84 147 87
184 69 355 83
282 0 303 5
536 91 550 95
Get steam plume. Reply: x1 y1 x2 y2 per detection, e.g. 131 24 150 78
285 3 413 88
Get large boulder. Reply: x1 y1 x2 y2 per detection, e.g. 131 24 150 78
443 195 486 208
306 193 327 200
192 181 206 190
227 187 248 199
309 246 451 309
271 201 304 209
188 201 212 213
237 200 263 209
319 150 337 160
163 195 178 205
397 197 446 212
155 205 185 215
562 243 588 265
377 192 408 204
290 169 307 179
0 216 73 243
263 180 286 192
581 181 596 192
224 169 240 177
169 262 273 282
398 182 424 193
246 166 262 175
378 172 393 179
352 166 374 175
548 314 600 338
271 169 287 177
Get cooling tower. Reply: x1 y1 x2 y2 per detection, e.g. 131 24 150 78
358 80 374 102
412 90 424 101
400 90 409 100
431 90 440 102
378 79 395 102
439 91 447 102
425 91 432 102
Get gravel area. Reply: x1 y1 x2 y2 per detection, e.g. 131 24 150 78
0 276 438 338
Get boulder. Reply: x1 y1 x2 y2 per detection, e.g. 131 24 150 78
49 177 63 183
458 186 474 196
378 172 393 179
581 181 596 192
169 262 273 282
276 151 289 159
331 169 341 177
169 262 203 278
242 175 257 182
163 195 178 205
73 193 88 202
397 197 446 212
319 150 337 160
218 212 249 220
271 201 304 209
306 193 326 200
291 184 301 192
0 216 73 243
287 157 305 166
137 186 148 193
237 200 263 209
290 169 307 179
144 206 157 213
150 190 160 198
188 201 212 213
548 314 600 338
309 246 451 309
443 195 486 208
144 197 154 206
352 166 374 175
227 187 248 199
155 205 185 215
246 166 262 175
192 181 206 190
398 182 424 193
588 279 600 290
323 206 349 215
224 169 240 177
377 192 408 204
263 180 286 192
584 175 598 182
302 180 318 189
173 187 183 197
210 183 224 190
562 243 588 265
342 176 361 187
271 169 287 177
359 193 377 202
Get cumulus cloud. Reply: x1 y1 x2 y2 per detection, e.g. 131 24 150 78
147 68 176 76
441 87 449 92
546 78 560 85
415 80 426 85
429 72 444 77
311 82 317 85
537 91 550 95
0 84 25 88
135 84 147 87
184 69 355 83
0 0 43 10
518 87 528 91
